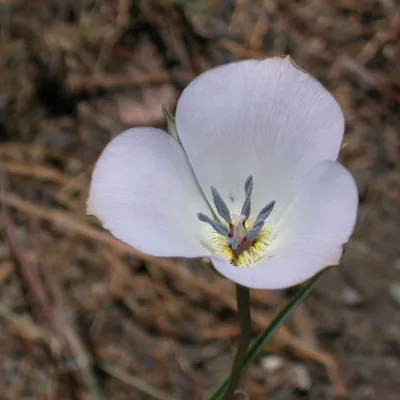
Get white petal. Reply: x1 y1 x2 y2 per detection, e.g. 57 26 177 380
211 161 358 289
88 128 212 258
176 57 344 221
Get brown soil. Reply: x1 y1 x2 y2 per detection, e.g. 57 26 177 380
0 1 399 399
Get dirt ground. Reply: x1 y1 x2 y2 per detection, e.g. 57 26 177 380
0 1 399 399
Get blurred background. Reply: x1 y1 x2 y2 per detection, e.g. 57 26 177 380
0 0 399 399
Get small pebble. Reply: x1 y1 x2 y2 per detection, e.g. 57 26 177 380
289 364 311 392
342 286 364 306
260 355 285 373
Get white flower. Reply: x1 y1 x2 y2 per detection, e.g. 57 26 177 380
87 57 358 289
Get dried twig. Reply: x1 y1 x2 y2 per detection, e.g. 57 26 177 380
0 167 55 326
68 73 171 91
100 362 179 400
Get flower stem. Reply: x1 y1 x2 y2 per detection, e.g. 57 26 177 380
206 268 330 400
223 284 251 400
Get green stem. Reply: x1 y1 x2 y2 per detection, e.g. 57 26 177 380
206 268 329 400
223 284 251 400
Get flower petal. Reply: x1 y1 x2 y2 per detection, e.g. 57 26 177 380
176 57 344 221
88 128 212 257
210 161 358 289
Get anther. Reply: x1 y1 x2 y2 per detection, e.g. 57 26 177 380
241 175 253 218
197 213 229 236
245 175 253 194
211 186 231 223
245 200 275 241
245 220 264 241
255 200 275 222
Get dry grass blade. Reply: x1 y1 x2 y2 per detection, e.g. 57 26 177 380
100 362 179 400
53 303 107 400
0 305 59 345
1 161 73 186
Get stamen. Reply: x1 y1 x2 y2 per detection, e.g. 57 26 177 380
245 220 264 241
197 213 229 236
210 186 231 223
244 175 253 194
240 175 253 218
245 200 275 241
255 200 275 223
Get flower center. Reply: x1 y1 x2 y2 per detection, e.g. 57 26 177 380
197 176 275 267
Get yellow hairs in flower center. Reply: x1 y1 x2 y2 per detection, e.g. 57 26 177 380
209 218 274 268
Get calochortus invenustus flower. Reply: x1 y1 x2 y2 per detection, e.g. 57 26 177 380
88 57 358 289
